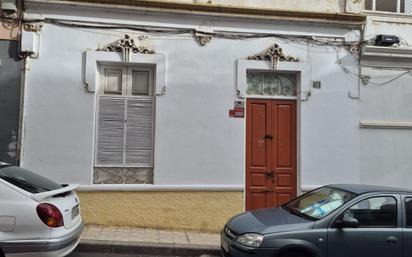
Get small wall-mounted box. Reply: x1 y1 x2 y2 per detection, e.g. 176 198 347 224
20 31 39 56
312 81 321 89
1 0 17 12
375 35 400 47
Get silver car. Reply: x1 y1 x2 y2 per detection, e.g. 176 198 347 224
221 184 412 257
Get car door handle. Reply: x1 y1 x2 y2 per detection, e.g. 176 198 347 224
386 236 398 244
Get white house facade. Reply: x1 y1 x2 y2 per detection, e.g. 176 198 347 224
19 0 370 231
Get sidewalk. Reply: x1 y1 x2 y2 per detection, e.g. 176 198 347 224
77 225 221 256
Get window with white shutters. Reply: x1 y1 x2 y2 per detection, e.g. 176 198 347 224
365 0 412 14
95 65 154 168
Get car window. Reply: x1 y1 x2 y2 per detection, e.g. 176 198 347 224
284 187 356 220
405 198 412 227
0 166 62 194
341 196 397 228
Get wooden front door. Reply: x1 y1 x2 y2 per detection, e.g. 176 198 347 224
246 99 297 210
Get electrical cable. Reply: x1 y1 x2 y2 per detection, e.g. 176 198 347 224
367 71 410 86
13 16 356 48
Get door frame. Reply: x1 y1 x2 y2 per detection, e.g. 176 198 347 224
244 97 299 210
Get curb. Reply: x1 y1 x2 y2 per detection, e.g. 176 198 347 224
76 239 221 256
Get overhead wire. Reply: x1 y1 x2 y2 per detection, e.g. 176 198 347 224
16 17 355 47
366 71 411 86
12 14 411 89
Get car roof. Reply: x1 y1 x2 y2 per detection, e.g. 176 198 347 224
328 183 412 195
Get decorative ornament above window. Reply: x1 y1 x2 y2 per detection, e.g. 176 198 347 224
248 43 299 69
194 32 213 46
23 23 43 32
98 34 155 62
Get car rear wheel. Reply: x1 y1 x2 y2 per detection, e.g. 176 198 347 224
0 248 4 257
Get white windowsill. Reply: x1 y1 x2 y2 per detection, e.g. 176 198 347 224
363 10 412 24
360 121 412 130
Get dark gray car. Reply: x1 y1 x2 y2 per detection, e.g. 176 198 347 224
221 184 412 257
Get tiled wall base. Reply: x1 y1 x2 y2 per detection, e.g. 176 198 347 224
93 167 153 184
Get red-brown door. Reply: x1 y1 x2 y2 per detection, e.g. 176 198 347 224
246 99 297 210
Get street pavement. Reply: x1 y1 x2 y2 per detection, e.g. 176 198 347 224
70 225 221 257
81 226 220 246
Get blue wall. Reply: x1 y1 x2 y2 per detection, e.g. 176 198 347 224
0 40 21 165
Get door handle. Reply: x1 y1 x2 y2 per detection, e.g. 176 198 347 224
262 188 273 193
263 134 274 140
386 236 398 244
265 170 274 178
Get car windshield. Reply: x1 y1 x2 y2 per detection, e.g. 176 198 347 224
0 166 62 194
283 186 357 220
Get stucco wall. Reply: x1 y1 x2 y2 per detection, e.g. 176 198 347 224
0 23 19 41
0 7 21 41
360 69 412 188
78 191 243 232
21 5 362 190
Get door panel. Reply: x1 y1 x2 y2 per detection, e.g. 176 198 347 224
246 101 273 210
276 104 293 167
246 99 297 210
250 103 270 167
272 102 296 207
328 228 402 257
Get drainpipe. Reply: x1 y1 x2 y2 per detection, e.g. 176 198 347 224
16 55 28 166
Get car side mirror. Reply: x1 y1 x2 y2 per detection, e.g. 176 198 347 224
335 216 359 228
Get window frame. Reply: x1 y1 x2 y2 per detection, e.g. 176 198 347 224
331 194 400 229
404 196 412 228
130 67 155 97
95 63 156 168
99 64 155 97
245 69 298 98
101 67 125 95
365 0 412 14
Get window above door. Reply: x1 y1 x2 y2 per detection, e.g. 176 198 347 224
246 70 297 97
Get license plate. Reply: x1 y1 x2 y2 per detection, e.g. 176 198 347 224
71 204 80 220
221 237 229 252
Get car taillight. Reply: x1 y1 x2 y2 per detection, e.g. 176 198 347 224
36 203 64 228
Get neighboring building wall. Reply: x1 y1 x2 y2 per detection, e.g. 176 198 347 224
22 3 363 230
0 4 21 165
0 9 20 41
360 12 412 188
0 41 21 165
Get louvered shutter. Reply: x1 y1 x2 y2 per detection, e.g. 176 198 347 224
125 97 153 165
96 96 126 165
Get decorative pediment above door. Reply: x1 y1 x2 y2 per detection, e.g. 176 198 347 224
248 43 299 69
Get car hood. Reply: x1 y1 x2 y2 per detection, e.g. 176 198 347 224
227 207 314 235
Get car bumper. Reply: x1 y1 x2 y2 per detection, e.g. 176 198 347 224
221 232 278 257
1 222 84 257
